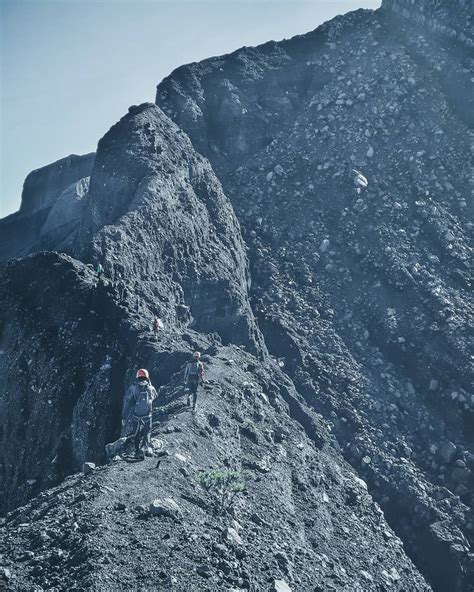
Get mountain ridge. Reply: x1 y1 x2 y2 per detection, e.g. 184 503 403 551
1 2 473 590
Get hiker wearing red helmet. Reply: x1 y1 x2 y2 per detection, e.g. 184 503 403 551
121 368 158 459
184 352 205 411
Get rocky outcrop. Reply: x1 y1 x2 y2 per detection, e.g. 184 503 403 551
0 253 127 513
0 209 50 263
39 177 90 249
0 153 94 262
156 5 473 590
77 102 262 352
19 153 94 215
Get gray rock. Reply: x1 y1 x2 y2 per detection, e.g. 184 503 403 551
197 564 212 578
273 580 292 592
226 527 243 546
40 177 89 245
319 239 330 253
149 498 182 519
0 153 95 262
83 462 96 475
20 153 95 215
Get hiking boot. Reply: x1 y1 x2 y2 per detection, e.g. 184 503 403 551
144 446 153 457
135 449 145 460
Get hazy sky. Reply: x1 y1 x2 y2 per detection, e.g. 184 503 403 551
0 0 380 216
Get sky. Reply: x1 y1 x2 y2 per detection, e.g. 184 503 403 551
0 0 381 217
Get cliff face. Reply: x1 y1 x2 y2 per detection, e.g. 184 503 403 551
156 5 473 590
77 103 261 352
19 153 95 215
0 153 95 262
0 253 127 512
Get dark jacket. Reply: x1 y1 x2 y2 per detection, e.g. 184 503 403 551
122 379 158 420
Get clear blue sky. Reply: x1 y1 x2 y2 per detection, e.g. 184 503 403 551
0 0 380 217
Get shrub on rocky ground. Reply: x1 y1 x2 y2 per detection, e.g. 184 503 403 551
195 470 247 515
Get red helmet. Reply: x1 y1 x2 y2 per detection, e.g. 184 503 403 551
136 368 149 380
193 351 201 359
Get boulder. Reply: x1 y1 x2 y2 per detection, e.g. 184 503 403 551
149 498 182 519
226 527 243 546
273 580 292 592
319 239 330 253
83 462 96 475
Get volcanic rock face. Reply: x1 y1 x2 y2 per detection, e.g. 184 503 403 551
20 153 95 216
0 102 430 591
0 153 94 261
0 253 127 511
156 4 473 590
77 103 261 351
0 2 472 591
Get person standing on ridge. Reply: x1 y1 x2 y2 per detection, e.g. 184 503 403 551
184 351 205 411
122 368 158 459
115 275 127 302
153 317 163 335
96 263 104 285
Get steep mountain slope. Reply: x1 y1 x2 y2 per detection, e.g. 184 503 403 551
0 1 472 590
0 103 432 591
155 2 474 589
77 103 261 352
0 102 261 516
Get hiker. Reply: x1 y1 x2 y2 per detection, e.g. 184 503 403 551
153 317 163 334
122 368 158 459
116 277 127 301
184 351 205 411
96 263 105 286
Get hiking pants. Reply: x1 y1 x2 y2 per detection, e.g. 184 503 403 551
131 414 152 452
187 378 199 409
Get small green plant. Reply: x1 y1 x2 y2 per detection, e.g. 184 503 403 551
195 469 246 515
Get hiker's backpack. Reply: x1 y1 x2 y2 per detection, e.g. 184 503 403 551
187 361 201 379
133 383 154 416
